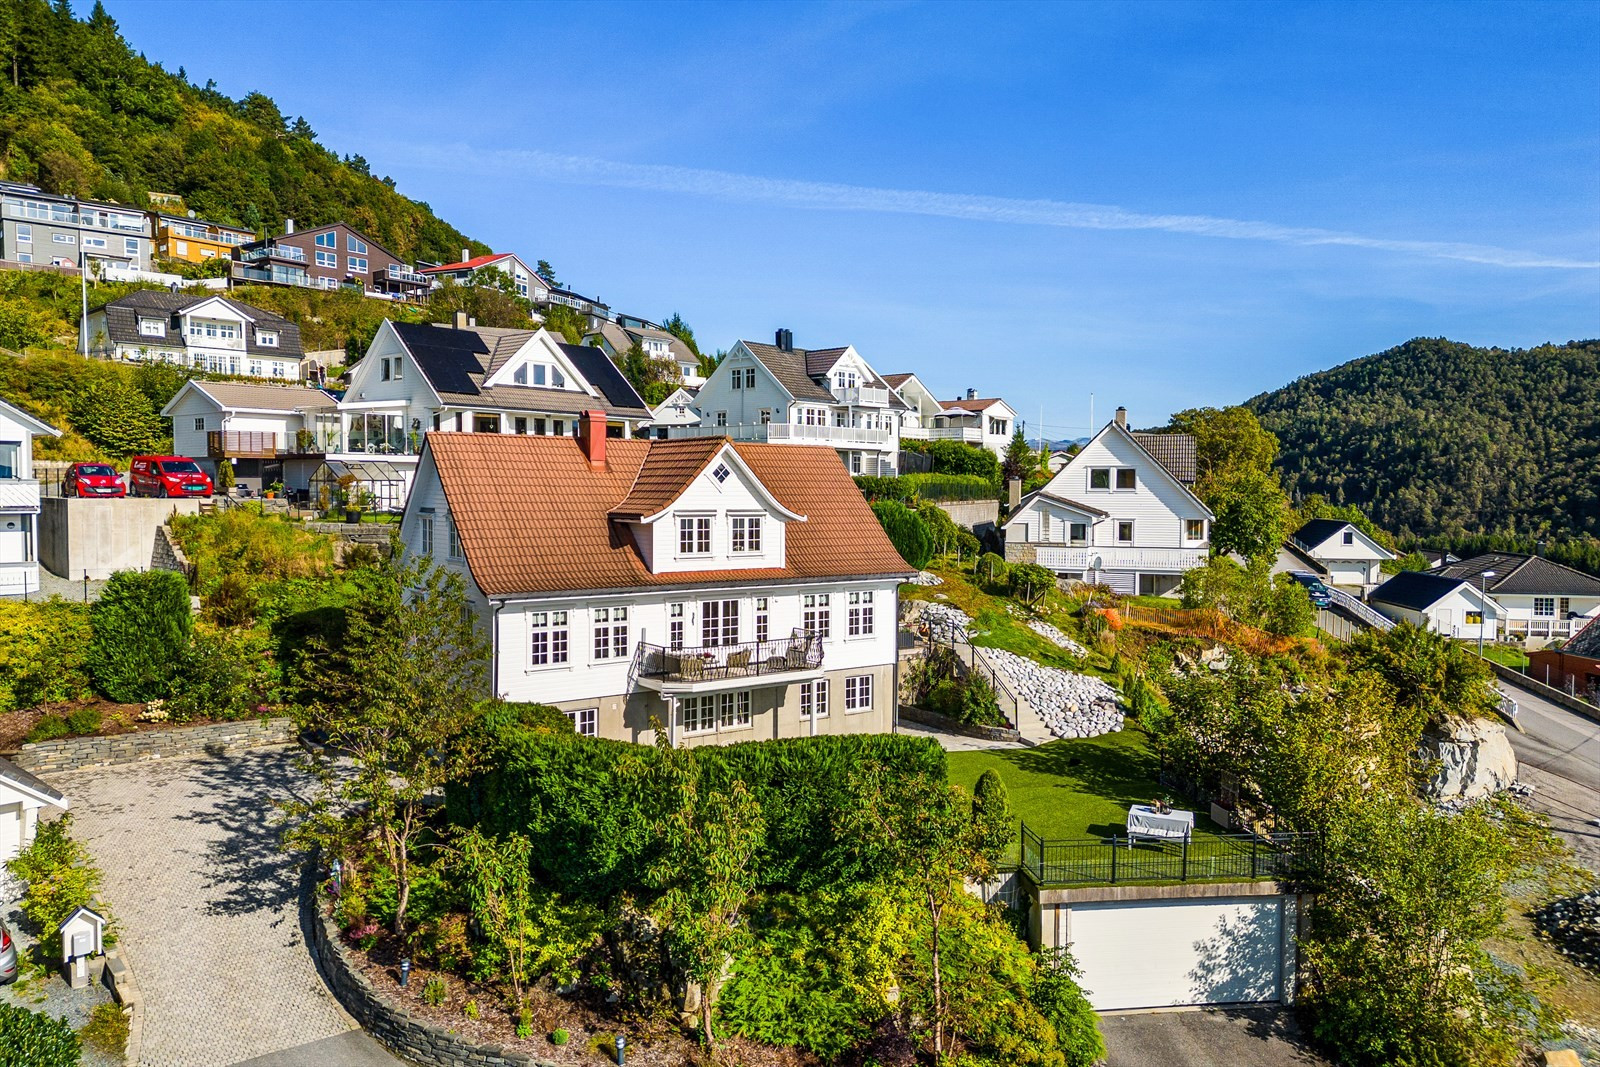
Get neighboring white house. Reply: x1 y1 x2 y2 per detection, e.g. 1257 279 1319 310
887 375 1019 459
1368 570 1500 642
584 321 704 386
677 329 910 476
0 397 59 596
1433 553 1600 642
399 419 915 745
1003 407 1211 597
883 373 941 432
85 291 304 381
161 380 339 493
0 756 67 864
418 251 548 304
648 386 701 439
1289 519 1396 590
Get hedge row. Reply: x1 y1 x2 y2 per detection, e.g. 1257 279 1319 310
854 472 996 503
446 733 948 900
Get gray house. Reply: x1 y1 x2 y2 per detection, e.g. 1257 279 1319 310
0 181 152 272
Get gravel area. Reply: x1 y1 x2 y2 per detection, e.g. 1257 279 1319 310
0 891 121 1067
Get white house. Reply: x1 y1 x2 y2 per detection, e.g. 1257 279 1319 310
585 322 704 387
677 329 910 476
1289 519 1396 590
86 291 304 381
883 373 941 431
1434 553 1600 642
1368 570 1500 642
0 397 60 596
648 386 701 439
399 417 915 746
161 380 339 494
887 375 1018 459
419 251 548 304
0 757 67 864
1004 407 1211 597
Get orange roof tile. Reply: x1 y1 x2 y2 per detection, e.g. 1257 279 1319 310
425 434 916 597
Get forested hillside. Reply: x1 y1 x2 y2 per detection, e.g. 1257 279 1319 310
0 0 486 263
1248 337 1600 544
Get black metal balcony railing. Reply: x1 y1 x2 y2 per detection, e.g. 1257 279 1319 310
1017 821 1318 888
633 629 822 684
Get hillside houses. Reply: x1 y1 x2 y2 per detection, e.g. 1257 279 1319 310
86 292 305 381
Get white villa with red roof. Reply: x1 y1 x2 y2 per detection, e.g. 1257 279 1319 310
420 251 548 304
399 416 915 745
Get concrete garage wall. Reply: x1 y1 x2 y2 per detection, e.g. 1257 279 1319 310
39 497 205 580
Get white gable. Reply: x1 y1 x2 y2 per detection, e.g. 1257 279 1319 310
1299 523 1396 563
483 329 592 394
635 445 803 574
180 296 254 324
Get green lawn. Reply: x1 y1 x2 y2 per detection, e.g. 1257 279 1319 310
1473 643 1529 670
946 728 1227 842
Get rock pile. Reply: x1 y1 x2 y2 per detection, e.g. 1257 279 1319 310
1535 892 1600 974
1026 620 1089 658
916 602 974 642
983 647 1124 739
909 571 944 586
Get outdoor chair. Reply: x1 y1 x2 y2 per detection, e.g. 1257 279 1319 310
724 649 752 675
676 656 706 681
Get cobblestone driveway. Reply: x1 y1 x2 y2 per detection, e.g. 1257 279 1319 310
57 749 400 1067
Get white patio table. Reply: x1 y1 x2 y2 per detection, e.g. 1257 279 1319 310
1125 804 1194 846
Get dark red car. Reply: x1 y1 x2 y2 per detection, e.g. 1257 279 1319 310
64 461 126 498
128 455 214 498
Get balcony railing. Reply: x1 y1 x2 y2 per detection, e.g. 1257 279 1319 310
831 383 890 406
1032 546 1209 574
381 265 430 286
240 244 307 263
766 422 894 447
2 198 148 233
207 431 279 458
1018 822 1317 888
232 263 312 287
633 630 822 686
901 425 984 443
0 480 42 511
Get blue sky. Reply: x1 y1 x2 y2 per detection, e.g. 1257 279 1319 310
111 0 1598 438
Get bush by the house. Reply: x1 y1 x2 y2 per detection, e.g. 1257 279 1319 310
167 625 279 722
0 600 93 713
925 440 1000 481
88 569 192 703
0 1002 80 1067
5 815 110 940
900 472 997 501
870 499 935 570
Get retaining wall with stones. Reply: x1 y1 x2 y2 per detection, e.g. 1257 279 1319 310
899 704 1022 743
307 885 562 1067
9 717 296 775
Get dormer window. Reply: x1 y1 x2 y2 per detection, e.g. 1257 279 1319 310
513 364 527 385
255 329 278 347
731 515 762 553
138 318 165 338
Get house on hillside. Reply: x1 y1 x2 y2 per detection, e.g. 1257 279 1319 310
1527 616 1600 702
149 212 254 264
1003 407 1210 597
648 386 701 439
1367 570 1499 642
418 251 547 304
0 397 59 596
331 316 651 496
887 375 1018 458
539 286 611 331
233 220 430 302
1433 553 1600 642
678 329 909 476
584 321 703 386
161 380 339 495
86 292 305 380
399 420 915 744
0 181 152 271
884 373 941 430
1289 520 1396 590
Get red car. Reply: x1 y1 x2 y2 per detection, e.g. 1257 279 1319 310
64 462 126 498
128 455 214 498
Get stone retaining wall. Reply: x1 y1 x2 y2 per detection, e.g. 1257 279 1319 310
307 885 562 1067
899 704 1022 743
151 525 192 577
9 717 296 775
304 522 396 544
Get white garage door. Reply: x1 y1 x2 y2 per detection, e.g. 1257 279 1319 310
1068 897 1284 1011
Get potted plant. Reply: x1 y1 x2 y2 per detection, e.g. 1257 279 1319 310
264 480 283 500
295 428 316 453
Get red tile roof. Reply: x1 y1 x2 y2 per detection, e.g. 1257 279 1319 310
940 397 1005 413
426 434 917 597
419 253 513 274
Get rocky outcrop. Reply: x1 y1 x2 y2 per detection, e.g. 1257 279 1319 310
1419 716 1518 801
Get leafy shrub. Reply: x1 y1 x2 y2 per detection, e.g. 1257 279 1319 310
463 1000 480 1020
1261 574 1316 637
869 500 934 570
955 530 982 559
5 815 108 939
88 570 192 703
515 1007 533 1040
900 472 996 501
916 502 962 557
853 475 907 501
926 440 1000 481
0 600 93 713
549 1028 569 1046
167 625 279 722
77 1003 128 1058
1009 562 1058 604
0 1002 80 1067
1029 951 1105 1067
170 506 338 594
64 707 101 736
421 975 448 1006
415 912 473 974
976 552 1007 584
959 673 1005 727
203 572 258 627
24 716 70 744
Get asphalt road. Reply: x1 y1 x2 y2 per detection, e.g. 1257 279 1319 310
1100 1008 1330 1066
1499 682 1600 870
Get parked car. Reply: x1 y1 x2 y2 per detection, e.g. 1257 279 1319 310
63 461 126 498
0 919 16 984
128 455 214 498
1288 570 1333 607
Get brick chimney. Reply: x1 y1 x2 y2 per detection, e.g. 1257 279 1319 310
1114 406 1127 427
579 410 608 471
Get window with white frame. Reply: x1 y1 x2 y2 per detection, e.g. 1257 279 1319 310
668 602 684 649
803 593 830 637
565 707 597 737
348 256 367 274
800 679 829 718
1342 530 1355 545
419 512 434 555
713 463 731 483
15 224 28 243
759 409 772 424
513 364 527 385
730 515 762 553
529 611 569 666
715 411 728 427
255 330 278 347
680 695 715 734
1533 597 1555 617
315 250 337 268
1069 522 1088 545
679 515 711 555
248 360 263 377
743 368 756 389
731 371 742 390
592 606 629 660
138 318 165 337
124 236 139 256
1089 468 1111 490
702 599 739 647
1559 597 1571 617
314 232 337 248
718 691 751 729
52 233 75 244
1185 519 1205 540
447 516 462 558
1116 521 1134 544
754 597 768 644
847 590 874 636
845 674 873 711
83 236 107 249
347 235 368 253
1115 469 1136 490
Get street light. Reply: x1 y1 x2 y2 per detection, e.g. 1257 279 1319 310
1477 570 1496 656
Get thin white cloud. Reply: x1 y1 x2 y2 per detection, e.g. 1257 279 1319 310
408 145 1598 271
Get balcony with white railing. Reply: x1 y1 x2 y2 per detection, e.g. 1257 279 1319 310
675 421 895 449
240 244 308 263
0 480 41 511
2 198 148 233
901 425 984 443
1032 545 1210 574
830 383 890 406
381 264 430 286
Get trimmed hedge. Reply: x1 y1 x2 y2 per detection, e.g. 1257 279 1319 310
0 1002 79 1067
899 473 996 502
88 569 192 703
446 733 948 900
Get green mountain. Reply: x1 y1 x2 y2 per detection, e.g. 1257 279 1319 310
1247 337 1600 545
0 0 487 263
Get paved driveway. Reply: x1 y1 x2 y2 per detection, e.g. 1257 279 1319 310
1101 1008 1330 1066
56 749 401 1067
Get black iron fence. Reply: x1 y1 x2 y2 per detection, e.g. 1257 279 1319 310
1017 821 1317 888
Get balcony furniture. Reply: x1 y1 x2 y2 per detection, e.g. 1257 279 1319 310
723 649 751 676
675 655 706 680
1125 805 1194 846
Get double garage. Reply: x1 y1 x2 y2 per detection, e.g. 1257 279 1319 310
1030 881 1308 1012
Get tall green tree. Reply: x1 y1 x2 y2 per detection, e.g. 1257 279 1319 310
662 312 700 356
1207 468 1293 561
1000 427 1037 486
68 378 165 456
1167 405 1280 493
88 569 191 702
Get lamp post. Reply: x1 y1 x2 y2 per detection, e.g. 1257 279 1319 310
1477 570 1496 656
614 1033 626 1066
